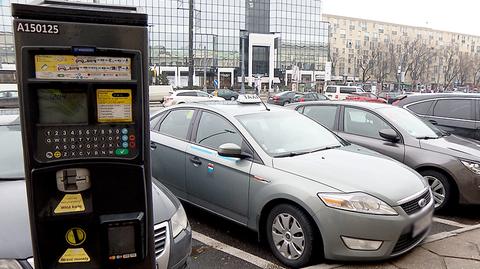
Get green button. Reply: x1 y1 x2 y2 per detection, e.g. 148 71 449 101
115 148 129 156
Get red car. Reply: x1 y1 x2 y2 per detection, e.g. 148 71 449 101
345 92 387 103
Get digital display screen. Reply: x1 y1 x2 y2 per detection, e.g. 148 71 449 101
108 225 136 256
37 89 88 124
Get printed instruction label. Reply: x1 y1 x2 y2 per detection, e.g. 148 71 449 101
54 194 85 214
58 248 91 264
97 89 133 123
35 55 131 80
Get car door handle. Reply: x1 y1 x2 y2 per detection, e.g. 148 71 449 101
189 156 202 166
429 119 438 125
150 142 157 150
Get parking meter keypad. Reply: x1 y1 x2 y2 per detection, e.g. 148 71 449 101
39 126 137 161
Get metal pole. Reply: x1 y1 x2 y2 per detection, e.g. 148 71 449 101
241 35 245 94
188 0 194 89
203 45 207 90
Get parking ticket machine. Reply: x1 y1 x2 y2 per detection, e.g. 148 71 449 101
13 1 155 268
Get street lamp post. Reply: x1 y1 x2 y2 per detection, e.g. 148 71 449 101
240 30 247 94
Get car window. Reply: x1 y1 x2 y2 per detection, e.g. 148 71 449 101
407 100 434 115
197 91 209 97
195 112 243 149
318 94 328 100
340 87 356 94
326 86 336 93
158 109 195 140
433 99 473 120
177 91 197 97
302 105 338 130
344 107 391 139
150 113 165 131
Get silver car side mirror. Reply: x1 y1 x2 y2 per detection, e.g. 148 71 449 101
218 143 243 158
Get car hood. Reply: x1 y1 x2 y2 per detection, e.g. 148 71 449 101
419 135 480 161
272 145 427 206
0 179 178 260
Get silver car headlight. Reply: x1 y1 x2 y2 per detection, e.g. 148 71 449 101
0 260 23 269
318 192 398 215
171 204 188 238
461 160 480 175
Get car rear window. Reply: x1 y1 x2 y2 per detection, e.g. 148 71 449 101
325 87 336 93
177 92 197 97
302 105 338 130
158 109 195 140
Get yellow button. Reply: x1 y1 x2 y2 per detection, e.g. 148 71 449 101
54 151 62 158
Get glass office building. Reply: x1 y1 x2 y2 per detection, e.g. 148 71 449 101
0 0 329 89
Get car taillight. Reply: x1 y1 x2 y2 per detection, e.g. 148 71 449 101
273 96 279 100
299 98 305 102
335 95 339 99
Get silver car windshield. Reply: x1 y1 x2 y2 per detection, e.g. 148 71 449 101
237 112 343 157
378 107 442 139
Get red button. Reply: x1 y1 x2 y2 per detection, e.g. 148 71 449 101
129 135 135 141
129 141 136 148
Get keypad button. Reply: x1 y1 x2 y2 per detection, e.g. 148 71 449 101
122 135 128 141
121 128 128 135
122 142 129 148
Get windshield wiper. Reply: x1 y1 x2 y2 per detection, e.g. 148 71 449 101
416 136 439 140
274 145 341 158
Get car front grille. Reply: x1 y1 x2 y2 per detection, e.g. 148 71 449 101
392 229 428 254
154 223 168 258
400 190 431 215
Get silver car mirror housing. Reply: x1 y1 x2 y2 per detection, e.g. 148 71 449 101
218 143 244 158
379 129 399 142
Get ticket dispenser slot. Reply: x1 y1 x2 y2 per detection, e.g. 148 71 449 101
13 2 155 269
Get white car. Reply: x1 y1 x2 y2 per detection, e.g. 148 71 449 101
325 85 364 100
163 90 224 107
149 85 174 102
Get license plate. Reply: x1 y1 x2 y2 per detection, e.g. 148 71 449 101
412 212 432 237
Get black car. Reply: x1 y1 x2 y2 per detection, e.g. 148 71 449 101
267 91 297 106
394 94 480 141
293 92 328 103
0 114 192 269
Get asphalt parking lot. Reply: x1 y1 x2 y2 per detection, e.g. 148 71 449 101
185 202 480 269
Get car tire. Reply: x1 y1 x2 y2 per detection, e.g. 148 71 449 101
266 204 317 268
283 101 290 106
419 170 453 211
230 96 236 101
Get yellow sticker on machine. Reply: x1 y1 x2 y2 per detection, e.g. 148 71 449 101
58 248 91 264
97 89 133 123
35 55 131 80
54 194 85 214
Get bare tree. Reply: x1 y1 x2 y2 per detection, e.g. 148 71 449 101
442 45 460 90
356 44 379 83
457 53 473 85
407 38 433 89
472 55 480 86
373 42 391 91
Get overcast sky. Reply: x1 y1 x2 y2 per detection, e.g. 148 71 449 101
323 0 480 36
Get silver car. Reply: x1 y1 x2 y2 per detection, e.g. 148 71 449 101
150 98 434 268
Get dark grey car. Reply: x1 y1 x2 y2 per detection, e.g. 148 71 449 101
0 116 191 269
394 93 480 141
289 101 480 210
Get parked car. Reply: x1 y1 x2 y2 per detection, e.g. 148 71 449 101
0 114 192 269
163 90 224 107
214 89 239 101
267 91 297 106
345 92 387 103
149 85 174 103
393 93 480 141
324 85 364 100
0 89 19 108
289 101 480 210
293 92 328 103
150 95 433 268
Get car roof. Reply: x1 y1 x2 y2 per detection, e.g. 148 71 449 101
287 100 392 110
395 93 480 105
157 101 289 117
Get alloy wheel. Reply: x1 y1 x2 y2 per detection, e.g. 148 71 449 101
425 175 446 208
271 213 305 260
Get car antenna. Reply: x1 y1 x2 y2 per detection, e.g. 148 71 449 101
258 95 270 111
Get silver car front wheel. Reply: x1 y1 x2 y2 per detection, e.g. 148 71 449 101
271 213 305 260
266 204 317 268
